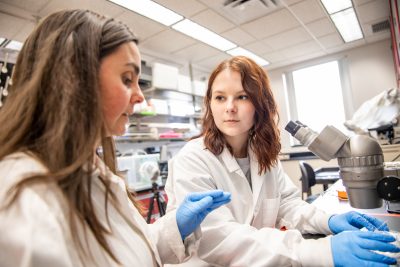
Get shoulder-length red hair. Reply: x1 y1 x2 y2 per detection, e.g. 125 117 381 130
197 56 281 174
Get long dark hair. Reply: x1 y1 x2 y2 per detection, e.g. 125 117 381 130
0 9 138 263
199 56 281 174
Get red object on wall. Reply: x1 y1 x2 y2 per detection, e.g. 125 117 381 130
389 0 400 87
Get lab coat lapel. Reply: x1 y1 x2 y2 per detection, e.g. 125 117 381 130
220 146 242 174
249 147 264 206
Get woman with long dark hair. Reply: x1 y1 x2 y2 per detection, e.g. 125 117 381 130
0 9 230 267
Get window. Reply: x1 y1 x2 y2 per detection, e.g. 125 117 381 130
284 59 352 146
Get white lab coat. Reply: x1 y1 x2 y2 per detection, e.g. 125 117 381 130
0 152 199 267
165 137 334 267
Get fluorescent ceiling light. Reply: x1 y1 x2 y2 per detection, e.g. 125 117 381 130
172 19 236 51
5 40 23 51
226 47 269 66
331 8 363 43
108 0 183 26
320 0 352 14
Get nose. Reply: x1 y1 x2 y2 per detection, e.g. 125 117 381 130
225 98 237 113
131 83 145 105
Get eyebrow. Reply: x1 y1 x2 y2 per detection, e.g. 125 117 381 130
212 89 246 94
126 62 140 75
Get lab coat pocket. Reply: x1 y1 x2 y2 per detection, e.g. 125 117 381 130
261 197 281 228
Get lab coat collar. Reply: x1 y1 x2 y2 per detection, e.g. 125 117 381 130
220 143 265 205
248 146 265 205
220 146 242 173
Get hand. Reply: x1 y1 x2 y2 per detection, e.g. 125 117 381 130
331 230 400 267
176 190 231 240
328 211 389 234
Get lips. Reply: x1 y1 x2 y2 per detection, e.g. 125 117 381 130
224 119 239 122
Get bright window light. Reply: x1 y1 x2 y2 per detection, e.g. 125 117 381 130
320 0 352 14
226 47 269 66
292 60 346 133
5 40 23 51
172 19 236 51
331 8 363 43
108 0 183 26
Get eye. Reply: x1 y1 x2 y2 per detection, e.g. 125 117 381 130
122 74 133 87
238 94 248 100
214 95 225 101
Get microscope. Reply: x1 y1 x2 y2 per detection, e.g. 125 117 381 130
285 120 400 209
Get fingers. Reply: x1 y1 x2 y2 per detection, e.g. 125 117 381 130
348 212 377 231
207 198 231 211
211 192 231 203
190 195 214 212
347 212 387 232
186 190 224 201
356 249 398 265
357 231 397 243
360 214 389 231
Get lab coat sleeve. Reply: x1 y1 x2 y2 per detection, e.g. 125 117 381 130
148 209 201 264
0 157 74 267
275 161 333 235
1 192 75 267
165 147 334 267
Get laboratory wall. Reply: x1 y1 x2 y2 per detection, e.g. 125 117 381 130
268 38 397 150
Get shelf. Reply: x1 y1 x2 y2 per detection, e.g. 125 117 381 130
129 113 202 119
115 136 188 142
142 86 205 97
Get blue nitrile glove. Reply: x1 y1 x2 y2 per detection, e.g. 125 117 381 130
176 190 231 240
328 211 389 234
331 230 400 267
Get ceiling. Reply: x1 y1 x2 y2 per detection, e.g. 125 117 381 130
0 0 391 79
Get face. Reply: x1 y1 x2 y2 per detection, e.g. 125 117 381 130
210 69 255 147
99 42 144 136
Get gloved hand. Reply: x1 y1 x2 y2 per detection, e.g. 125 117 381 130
331 230 400 267
328 211 389 234
176 190 231 240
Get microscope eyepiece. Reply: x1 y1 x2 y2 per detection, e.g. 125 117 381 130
285 120 301 136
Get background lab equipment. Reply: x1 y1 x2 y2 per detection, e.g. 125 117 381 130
117 153 161 191
285 120 400 209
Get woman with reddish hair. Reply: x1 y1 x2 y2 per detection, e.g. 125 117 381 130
165 56 399 266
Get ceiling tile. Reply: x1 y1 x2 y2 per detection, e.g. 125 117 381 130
241 9 300 39
262 27 312 50
140 29 196 54
280 40 322 58
172 43 220 62
262 51 287 63
282 0 305 6
356 0 389 24
326 39 366 54
0 13 26 39
353 0 376 6
306 18 336 38
289 0 326 24
0 0 49 13
191 9 235 33
243 41 274 55
221 27 256 46
318 33 343 49
39 0 124 18
11 21 36 42
115 11 165 41
153 0 207 18
364 31 391 44
196 52 230 70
